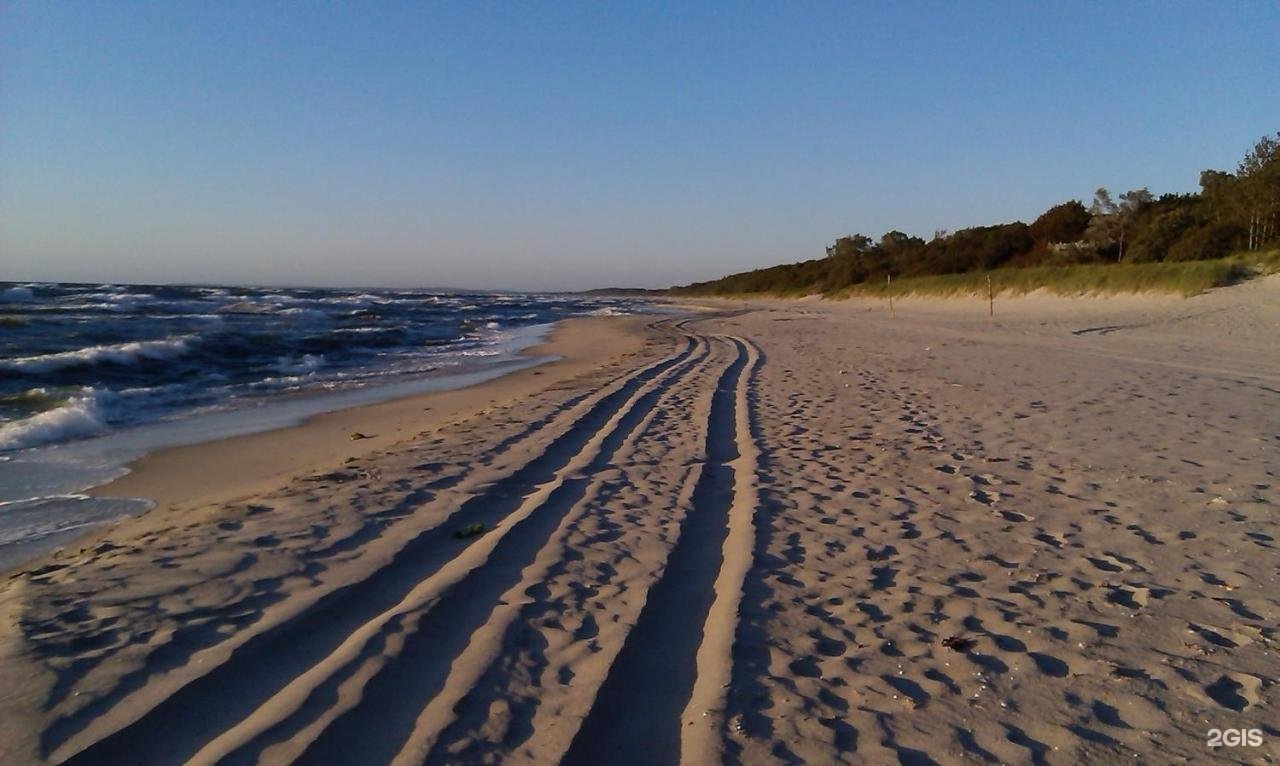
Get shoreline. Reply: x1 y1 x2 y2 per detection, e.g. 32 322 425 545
2 290 1276 764
7 315 659 574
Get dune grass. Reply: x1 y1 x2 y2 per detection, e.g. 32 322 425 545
833 250 1280 300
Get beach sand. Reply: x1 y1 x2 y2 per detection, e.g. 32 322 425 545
1 281 1277 764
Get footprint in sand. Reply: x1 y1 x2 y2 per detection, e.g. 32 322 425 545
813 635 846 657
1107 585 1150 609
1197 570 1237 587
1033 532 1064 549
1187 623 1251 649
882 675 931 708
1071 619 1120 638
1028 652 1071 678
1125 524 1164 545
968 488 1001 505
1213 597 1262 620
1204 673 1263 711
1086 555 1124 573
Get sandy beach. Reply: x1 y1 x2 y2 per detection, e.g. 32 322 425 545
2 282 1277 765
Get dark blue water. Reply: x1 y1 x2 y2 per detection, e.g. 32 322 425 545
0 282 642 451
0 281 649 568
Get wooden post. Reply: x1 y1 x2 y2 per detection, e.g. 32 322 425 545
987 274 994 317
887 274 894 318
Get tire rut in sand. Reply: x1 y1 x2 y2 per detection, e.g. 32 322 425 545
680 337 763 764
419 340 731 765
59 330 701 766
237 338 715 765
562 335 758 766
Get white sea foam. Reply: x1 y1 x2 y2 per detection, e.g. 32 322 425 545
280 307 328 320
0 389 108 450
331 326 384 334
1 336 196 374
321 293 384 307
218 300 284 314
95 290 153 302
275 354 324 375
63 302 131 313
0 495 145 546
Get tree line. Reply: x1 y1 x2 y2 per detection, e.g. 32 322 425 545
672 132 1280 295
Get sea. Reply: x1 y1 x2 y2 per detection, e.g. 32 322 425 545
0 281 650 568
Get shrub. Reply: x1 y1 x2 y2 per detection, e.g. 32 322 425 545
1167 224 1246 262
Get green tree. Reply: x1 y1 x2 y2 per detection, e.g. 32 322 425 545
1199 169 1238 224
1237 132 1280 249
1086 187 1151 261
1085 188 1119 256
1028 200 1091 244
878 230 925 273
1125 195 1198 262
1167 223 1245 261
825 234 874 259
1116 189 1153 261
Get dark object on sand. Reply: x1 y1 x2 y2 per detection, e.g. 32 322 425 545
942 635 975 652
349 431 373 440
454 522 488 540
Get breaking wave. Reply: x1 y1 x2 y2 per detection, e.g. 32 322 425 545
0 389 108 450
1 336 196 374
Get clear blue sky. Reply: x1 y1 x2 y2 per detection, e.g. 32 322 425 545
3 2 1278 290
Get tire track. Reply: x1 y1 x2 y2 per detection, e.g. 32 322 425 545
395 339 733 765
420 347 728 764
561 335 754 766
58 326 702 765
202 336 715 765
681 337 762 764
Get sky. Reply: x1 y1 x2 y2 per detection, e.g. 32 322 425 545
2 2 1278 291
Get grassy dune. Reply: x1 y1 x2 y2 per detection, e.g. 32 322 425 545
829 250 1280 299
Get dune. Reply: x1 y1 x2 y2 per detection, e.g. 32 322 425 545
1 279 1277 765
